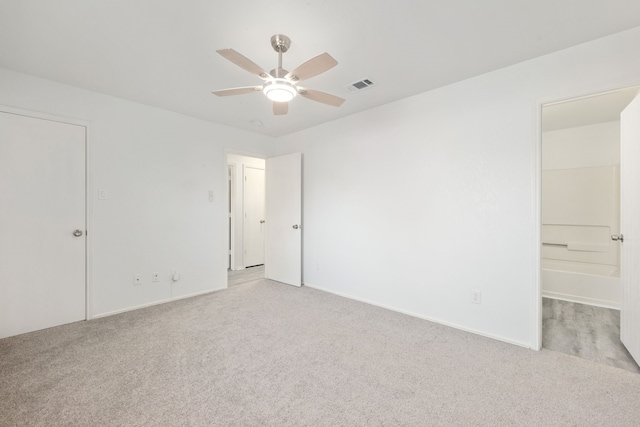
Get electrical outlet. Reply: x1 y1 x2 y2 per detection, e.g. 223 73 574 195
471 290 482 304
152 273 160 283
172 270 180 282
133 274 142 285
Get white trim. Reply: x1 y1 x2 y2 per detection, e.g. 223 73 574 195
0 104 90 128
91 288 226 319
225 148 268 161
542 291 620 310
85 124 93 319
228 163 236 273
532 99 543 351
305 283 531 349
241 163 246 268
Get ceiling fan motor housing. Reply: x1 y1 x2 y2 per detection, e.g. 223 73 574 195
271 34 291 53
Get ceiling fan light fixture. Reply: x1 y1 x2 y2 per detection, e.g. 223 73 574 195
263 79 297 102
213 35 345 114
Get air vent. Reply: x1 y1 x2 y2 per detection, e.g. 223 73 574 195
347 78 375 92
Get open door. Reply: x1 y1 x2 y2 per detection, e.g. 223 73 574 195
265 153 302 286
620 93 640 364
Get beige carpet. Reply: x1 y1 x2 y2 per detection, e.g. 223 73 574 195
2 279 640 426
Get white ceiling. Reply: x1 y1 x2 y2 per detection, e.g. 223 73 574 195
2 1 640 137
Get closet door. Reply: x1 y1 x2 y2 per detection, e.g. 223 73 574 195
0 111 86 338
243 166 265 267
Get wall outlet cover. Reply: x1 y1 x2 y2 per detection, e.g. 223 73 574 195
471 290 482 304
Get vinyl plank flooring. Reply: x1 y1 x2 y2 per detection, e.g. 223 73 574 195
228 265 265 287
543 298 640 374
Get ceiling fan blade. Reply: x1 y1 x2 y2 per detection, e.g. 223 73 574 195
217 48 271 80
285 53 338 82
298 88 345 107
273 102 288 115
212 86 262 97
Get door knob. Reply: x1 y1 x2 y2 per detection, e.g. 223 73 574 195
292 224 300 229
260 220 265 224
73 229 83 237
611 234 624 243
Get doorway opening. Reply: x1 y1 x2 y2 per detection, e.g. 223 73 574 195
227 153 266 287
540 86 640 373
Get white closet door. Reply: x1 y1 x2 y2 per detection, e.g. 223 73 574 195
243 166 265 267
620 93 640 365
0 111 86 339
265 153 302 286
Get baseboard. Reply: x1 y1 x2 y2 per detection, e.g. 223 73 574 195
91 287 226 319
542 291 620 310
304 283 532 349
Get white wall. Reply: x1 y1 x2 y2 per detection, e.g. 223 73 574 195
226 154 265 270
4 26 640 348
541 121 620 307
542 165 619 265
0 68 275 317
543 121 620 170
541 121 620 267
275 27 640 348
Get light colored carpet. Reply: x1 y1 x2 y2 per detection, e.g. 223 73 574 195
2 279 640 426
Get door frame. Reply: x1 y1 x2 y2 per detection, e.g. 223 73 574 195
533 82 640 350
228 163 236 270
0 104 92 320
225 149 267 286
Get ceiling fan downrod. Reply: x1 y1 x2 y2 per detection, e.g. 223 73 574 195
270 34 291 78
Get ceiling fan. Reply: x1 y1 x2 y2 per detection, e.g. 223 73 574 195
212 34 345 115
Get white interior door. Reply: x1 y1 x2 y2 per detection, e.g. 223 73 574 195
0 111 86 339
620 93 640 364
265 153 302 286
228 164 234 270
243 166 265 267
